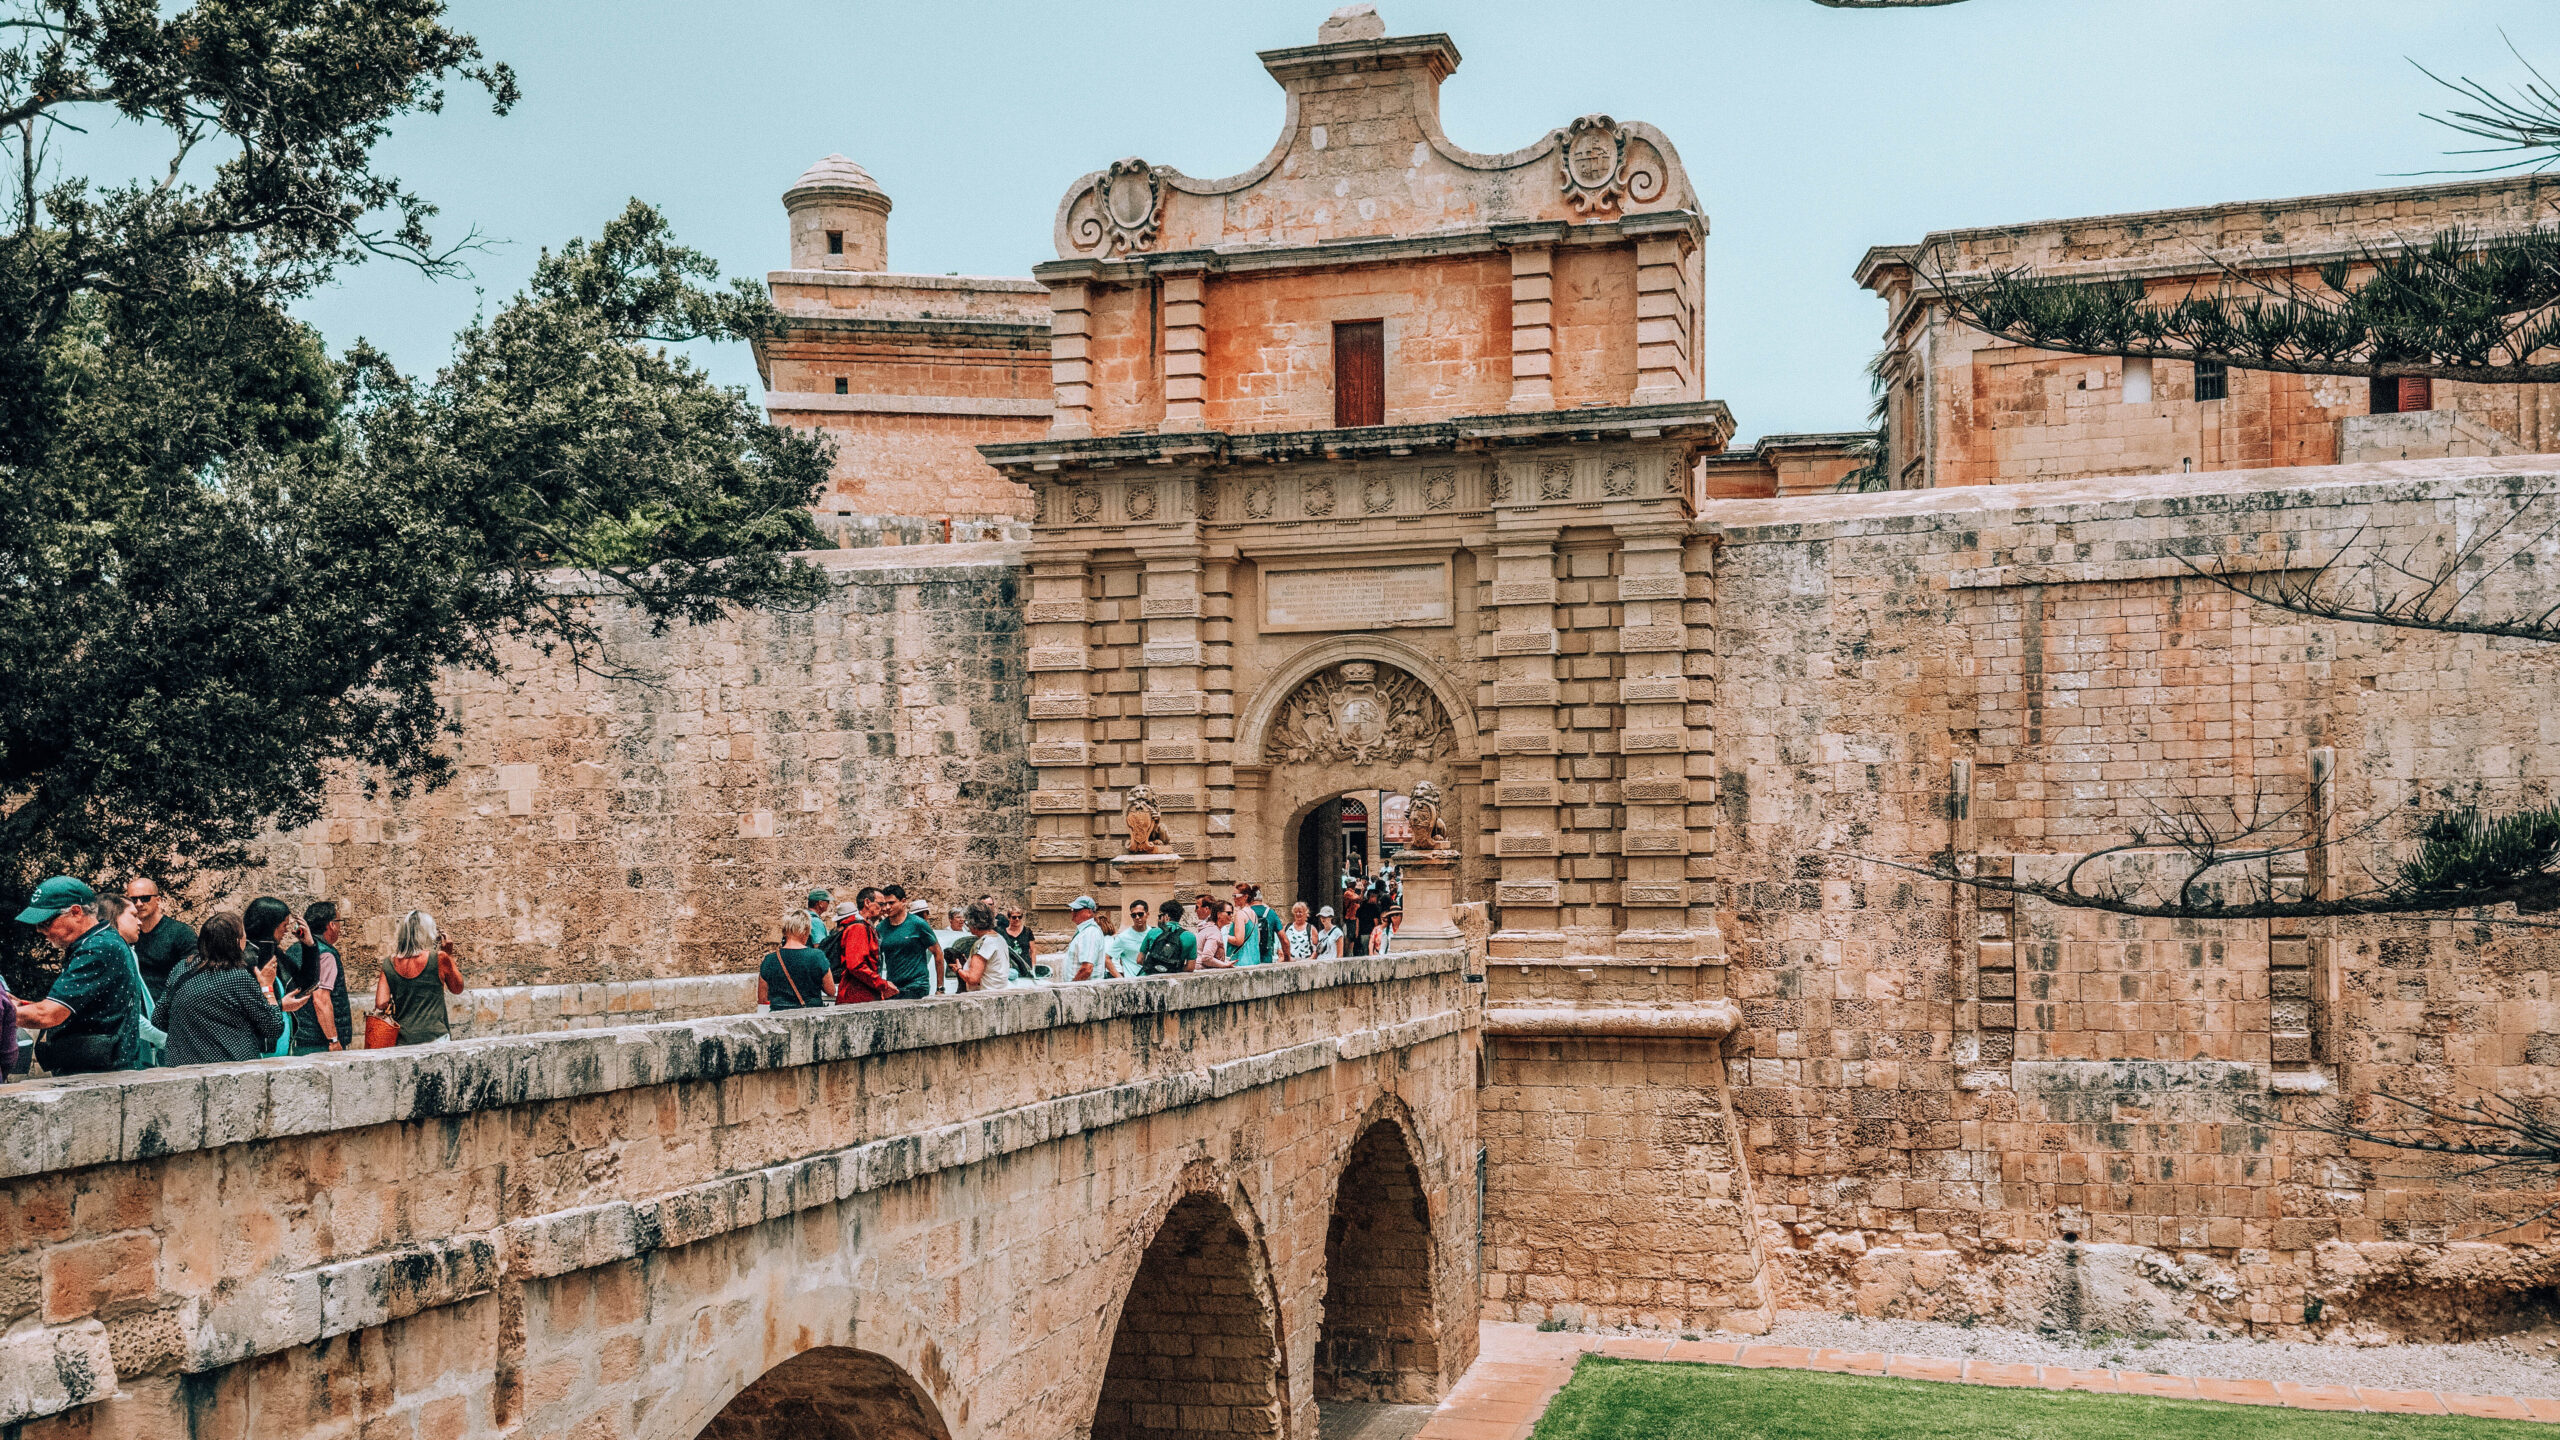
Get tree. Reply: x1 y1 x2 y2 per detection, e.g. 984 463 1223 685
0 3 829 993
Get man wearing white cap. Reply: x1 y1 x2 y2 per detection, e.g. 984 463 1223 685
1061 896 1105 981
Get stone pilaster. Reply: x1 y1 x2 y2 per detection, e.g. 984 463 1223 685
1200 552 1238 876
1613 523 1697 948
1489 524 1565 947
1161 265 1208 432
2269 745 2335 1092
1049 281 1094 438
1628 219 1697 405
1137 544 1208 879
1500 232 1561 413
1026 550 1096 921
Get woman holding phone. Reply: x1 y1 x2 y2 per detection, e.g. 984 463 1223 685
154 913 302 1066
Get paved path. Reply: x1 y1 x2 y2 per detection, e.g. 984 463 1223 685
1414 1322 2560 1437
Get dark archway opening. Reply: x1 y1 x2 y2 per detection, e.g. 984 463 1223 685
695 1347 951 1440
1091 1192 1284 1440
1317 1121 1443 1405
1295 793 1369 927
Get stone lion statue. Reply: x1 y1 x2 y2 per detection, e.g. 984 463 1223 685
1123 785 1169 855
1408 779 1450 852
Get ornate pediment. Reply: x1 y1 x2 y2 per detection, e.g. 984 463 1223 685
1266 661 1452 768
1047 10 1697 258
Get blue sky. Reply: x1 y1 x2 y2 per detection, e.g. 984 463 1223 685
268 0 2558 442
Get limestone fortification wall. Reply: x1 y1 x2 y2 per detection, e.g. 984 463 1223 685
241 543 1032 987
1703 456 2560 1340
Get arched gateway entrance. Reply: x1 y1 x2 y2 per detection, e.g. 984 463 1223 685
1239 643 1473 916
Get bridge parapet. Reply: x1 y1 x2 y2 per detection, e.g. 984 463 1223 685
0 951 1479 1439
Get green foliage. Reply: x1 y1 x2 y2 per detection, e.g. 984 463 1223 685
2395 803 2560 904
1529 1357 2546 1439
1836 350 1892 493
1934 226 2560 385
0 5 827 994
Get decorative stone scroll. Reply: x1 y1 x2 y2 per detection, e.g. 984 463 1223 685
1556 114 1668 216
1266 661 1453 768
1066 157 1164 254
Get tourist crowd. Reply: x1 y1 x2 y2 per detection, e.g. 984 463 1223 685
1 871 1409 1080
759 878 1404 1009
3 874 467 1080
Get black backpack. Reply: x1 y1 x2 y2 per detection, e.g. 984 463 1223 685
1140 925 1189 975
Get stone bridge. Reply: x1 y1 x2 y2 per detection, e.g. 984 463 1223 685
0 951 1479 1440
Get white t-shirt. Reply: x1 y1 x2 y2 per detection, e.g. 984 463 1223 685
1063 918 1106 981
971 931 1012 990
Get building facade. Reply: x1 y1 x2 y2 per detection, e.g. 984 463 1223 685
1859 176 2560 490
755 156 1050 542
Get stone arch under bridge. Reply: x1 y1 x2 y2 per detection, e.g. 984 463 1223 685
1234 637 1478 909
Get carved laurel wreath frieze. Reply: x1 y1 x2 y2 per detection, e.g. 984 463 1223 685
1305 475 1336 517
1266 661 1454 768
1125 484 1159 521
1556 114 1667 216
1604 461 1637 498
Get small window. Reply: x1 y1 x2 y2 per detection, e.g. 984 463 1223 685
2194 359 2228 402
826 230 844 256
2372 375 2431 414
833 377 848 395
1334 320 1385 428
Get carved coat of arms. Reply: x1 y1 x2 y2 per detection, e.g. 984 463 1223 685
1267 661 1451 767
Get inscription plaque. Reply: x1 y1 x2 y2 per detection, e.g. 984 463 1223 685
1262 561 1452 632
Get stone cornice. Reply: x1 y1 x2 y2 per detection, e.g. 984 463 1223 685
1032 210 1707 287
760 313 1050 350
1256 32 1461 84
766 390 1051 419
979 402 1734 476
766 268 1047 295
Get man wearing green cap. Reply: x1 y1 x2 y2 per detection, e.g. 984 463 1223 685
11 877 140 1075
803 888 831 948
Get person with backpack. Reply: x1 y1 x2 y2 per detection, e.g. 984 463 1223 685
825 892 898 1004
1138 899 1198 975
1237 883 1281 966
1312 905 1345 959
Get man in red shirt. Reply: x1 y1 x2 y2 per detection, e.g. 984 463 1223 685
827 888 898 1003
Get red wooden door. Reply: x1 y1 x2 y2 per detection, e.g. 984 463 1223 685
1335 321 1384 428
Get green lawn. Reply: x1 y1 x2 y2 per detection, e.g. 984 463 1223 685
1527 1358 2551 1440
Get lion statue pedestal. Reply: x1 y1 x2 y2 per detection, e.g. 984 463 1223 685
1106 784 1185 912
1391 780 1462 948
